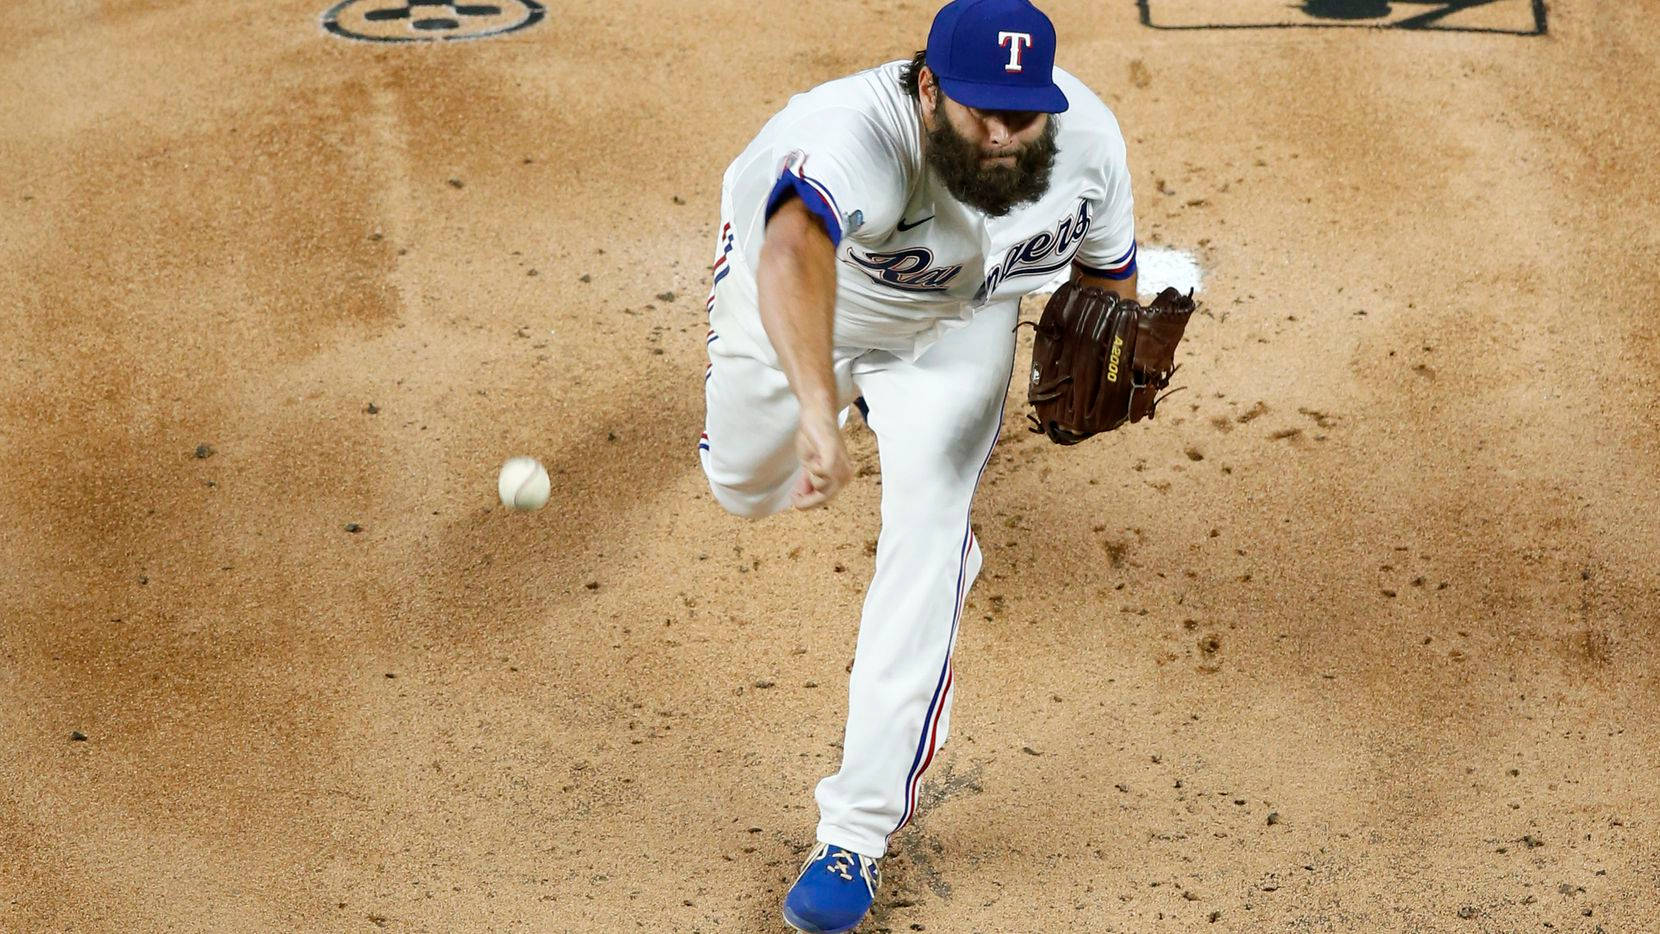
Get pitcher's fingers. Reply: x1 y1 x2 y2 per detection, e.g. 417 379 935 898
792 487 830 510
792 470 815 499
792 472 834 509
793 466 845 510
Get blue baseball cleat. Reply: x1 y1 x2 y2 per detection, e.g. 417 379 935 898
782 842 881 933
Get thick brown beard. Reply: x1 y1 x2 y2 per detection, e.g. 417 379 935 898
924 112 1059 217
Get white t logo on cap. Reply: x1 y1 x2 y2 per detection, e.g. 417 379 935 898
998 31 1033 72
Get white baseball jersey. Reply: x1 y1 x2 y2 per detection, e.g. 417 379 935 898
710 59 1136 362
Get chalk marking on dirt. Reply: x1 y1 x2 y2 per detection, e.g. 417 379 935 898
364 80 424 321
1038 246 1204 298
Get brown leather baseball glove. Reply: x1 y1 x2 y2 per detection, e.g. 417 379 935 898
1022 284 1196 445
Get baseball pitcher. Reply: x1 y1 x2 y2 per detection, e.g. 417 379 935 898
696 1 1191 929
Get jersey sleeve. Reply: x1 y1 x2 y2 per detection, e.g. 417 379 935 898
759 107 906 248
1071 131 1137 281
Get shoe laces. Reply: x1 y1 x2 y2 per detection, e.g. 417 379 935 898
823 847 879 895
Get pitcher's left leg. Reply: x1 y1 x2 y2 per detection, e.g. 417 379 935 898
812 302 1020 859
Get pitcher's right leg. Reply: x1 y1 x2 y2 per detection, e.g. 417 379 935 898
699 332 809 519
700 319 864 518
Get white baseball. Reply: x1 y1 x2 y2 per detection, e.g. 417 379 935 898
497 456 550 511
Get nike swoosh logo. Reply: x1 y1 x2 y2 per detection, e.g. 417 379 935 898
896 215 934 232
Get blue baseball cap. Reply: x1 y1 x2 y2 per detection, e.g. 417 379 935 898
926 0 1068 113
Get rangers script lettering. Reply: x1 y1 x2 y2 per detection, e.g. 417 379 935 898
848 247 965 293
979 199 1093 299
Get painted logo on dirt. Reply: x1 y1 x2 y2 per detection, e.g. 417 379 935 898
1138 0 1546 35
322 0 544 43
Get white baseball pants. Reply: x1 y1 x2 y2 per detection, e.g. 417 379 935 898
699 299 1018 859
